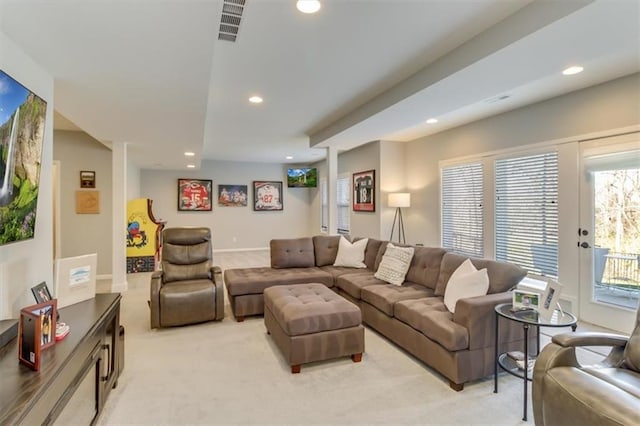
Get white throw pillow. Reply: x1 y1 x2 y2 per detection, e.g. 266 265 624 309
333 236 368 268
444 259 489 313
374 243 414 285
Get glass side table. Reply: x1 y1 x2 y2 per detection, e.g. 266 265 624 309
493 303 577 421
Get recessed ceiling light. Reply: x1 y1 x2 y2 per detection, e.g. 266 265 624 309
426 118 438 124
187 164 195 168
297 0 321 14
249 96 263 104
562 66 584 76
286 156 293 160
184 151 195 156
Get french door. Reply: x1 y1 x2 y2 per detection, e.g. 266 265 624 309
578 133 640 333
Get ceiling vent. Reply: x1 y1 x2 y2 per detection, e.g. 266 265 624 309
219 0 246 42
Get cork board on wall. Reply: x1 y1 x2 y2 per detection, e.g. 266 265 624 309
76 191 100 214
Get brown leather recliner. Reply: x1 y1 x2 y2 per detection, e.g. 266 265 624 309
150 227 224 328
532 304 640 426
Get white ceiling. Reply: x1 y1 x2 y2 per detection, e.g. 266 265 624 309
1 0 638 170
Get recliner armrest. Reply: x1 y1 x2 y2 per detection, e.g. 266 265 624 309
150 271 163 329
552 332 628 348
211 266 224 320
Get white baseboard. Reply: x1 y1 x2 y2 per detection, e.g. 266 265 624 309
110 280 128 293
96 274 111 281
214 247 269 253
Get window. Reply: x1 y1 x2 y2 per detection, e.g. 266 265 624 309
495 151 558 276
320 178 328 232
319 175 350 234
337 175 350 234
441 162 484 257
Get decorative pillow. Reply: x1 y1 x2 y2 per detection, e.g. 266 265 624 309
374 243 414 285
444 259 489 313
333 236 368 268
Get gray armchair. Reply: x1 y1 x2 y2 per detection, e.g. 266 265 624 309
532 305 640 426
150 227 224 328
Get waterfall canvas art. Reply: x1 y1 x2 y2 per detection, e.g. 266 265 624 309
0 70 47 245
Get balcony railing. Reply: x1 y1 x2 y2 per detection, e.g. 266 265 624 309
603 252 640 285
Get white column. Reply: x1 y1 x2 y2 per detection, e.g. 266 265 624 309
111 142 128 293
327 146 338 235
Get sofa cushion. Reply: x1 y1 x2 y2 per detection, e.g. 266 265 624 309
395 298 469 352
404 246 447 290
313 235 341 267
374 243 415 285
333 236 368 268
443 259 489 313
336 271 385 300
435 252 527 296
224 267 333 296
162 260 211 283
364 239 387 270
270 238 316 269
361 283 433 316
319 265 369 280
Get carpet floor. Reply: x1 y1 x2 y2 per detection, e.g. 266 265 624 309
96 250 605 425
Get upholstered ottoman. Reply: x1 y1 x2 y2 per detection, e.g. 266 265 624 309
264 283 364 373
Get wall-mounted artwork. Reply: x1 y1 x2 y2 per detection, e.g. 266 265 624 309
80 170 95 188
177 178 212 211
0 70 48 245
75 191 100 214
353 169 375 212
218 184 248 207
253 181 283 211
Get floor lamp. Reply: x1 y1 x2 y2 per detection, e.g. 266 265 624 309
389 193 410 244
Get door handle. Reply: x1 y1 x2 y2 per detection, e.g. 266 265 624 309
580 242 590 249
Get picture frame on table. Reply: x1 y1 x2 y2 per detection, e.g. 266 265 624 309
177 178 213 211
512 290 540 311
253 181 283 211
539 279 563 320
31 281 53 304
353 169 375 212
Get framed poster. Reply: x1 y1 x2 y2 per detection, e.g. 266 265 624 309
353 169 375 212
218 184 248 207
253 181 283 211
80 170 96 188
177 179 212 211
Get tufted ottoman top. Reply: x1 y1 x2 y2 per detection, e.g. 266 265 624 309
264 284 361 336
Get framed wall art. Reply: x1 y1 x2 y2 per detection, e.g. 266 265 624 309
80 170 96 188
218 184 248 207
177 179 212 211
353 169 375 212
253 181 283 211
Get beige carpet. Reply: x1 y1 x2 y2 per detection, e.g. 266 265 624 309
97 251 604 425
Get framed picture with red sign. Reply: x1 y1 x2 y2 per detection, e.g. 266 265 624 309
353 169 375 212
177 179 213 211
253 181 283 211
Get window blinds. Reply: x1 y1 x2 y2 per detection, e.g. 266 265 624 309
320 178 328 232
495 152 558 276
441 163 484 257
337 176 350 234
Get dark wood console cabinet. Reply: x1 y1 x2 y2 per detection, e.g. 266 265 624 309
0 293 122 425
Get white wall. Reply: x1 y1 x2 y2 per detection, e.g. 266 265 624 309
127 159 141 201
0 32 54 320
53 130 113 275
379 141 407 243
141 160 311 250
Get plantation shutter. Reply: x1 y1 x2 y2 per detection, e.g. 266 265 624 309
337 175 350 234
320 178 328 232
441 163 484 257
495 152 558 276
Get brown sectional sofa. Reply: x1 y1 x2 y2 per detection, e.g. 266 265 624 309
224 235 530 390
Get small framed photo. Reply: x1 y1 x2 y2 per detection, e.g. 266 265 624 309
31 281 52 303
80 170 96 188
512 290 540 311
177 179 213 211
218 184 248 207
19 308 41 371
353 169 375 212
253 181 283 211
539 279 563 320
28 300 57 350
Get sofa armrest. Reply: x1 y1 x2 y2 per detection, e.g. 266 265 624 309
150 271 163 329
453 292 512 350
212 266 224 320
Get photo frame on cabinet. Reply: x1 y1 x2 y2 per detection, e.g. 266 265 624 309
253 181 283 211
19 307 41 371
353 169 375 212
177 179 212 211
31 281 52 304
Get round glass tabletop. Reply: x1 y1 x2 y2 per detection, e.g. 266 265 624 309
495 303 577 327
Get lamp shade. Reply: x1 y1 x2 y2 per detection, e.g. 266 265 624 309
388 193 410 208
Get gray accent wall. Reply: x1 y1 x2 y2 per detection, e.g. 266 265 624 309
53 130 113 275
141 160 311 250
